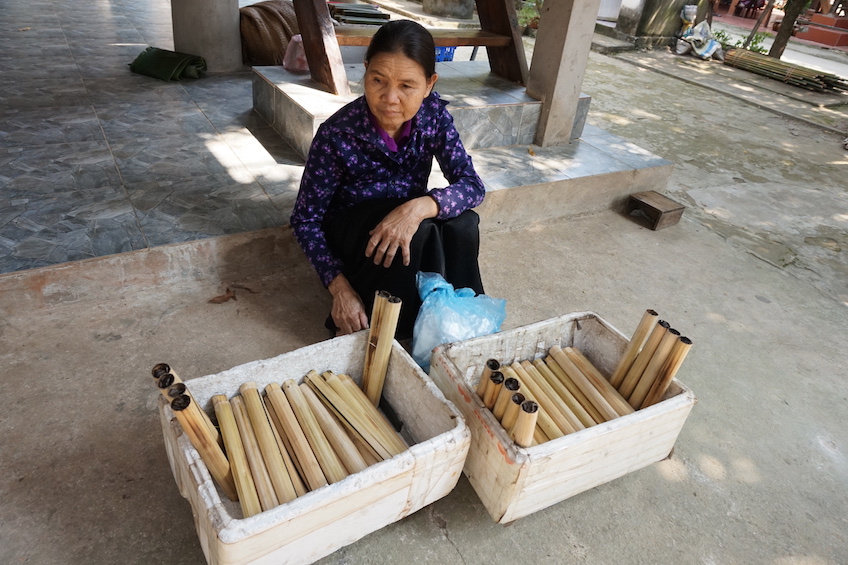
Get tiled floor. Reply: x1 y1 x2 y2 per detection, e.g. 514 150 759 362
0 0 670 277
0 0 302 274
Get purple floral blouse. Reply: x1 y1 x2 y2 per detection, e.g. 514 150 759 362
290 92 485 287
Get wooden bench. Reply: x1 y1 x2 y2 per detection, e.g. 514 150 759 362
626 191 685 230
292 0 528 96
335 26 513 48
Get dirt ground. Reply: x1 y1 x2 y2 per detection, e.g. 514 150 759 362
581 47 848 307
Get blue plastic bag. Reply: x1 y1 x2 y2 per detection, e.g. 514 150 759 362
411 272 507 369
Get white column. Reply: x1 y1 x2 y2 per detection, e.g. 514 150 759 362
171 0 243 72
525 0 602 146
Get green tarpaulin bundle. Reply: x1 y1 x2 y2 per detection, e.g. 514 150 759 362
129 47 207 81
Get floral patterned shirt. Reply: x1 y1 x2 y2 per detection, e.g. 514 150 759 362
290 92 485 287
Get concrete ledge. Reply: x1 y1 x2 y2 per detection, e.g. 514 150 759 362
0 227 308 317
1 133 673 313
479 164 674 232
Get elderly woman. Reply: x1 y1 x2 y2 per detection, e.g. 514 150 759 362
290 19 485 339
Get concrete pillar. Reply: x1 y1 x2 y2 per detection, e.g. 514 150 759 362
171 0 243 72
525 0 602 146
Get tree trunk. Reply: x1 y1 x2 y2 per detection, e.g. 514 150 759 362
768 0 807 58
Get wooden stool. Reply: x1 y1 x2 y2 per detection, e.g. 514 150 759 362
626 191 685 230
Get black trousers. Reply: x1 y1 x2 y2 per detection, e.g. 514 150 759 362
324 198 484 340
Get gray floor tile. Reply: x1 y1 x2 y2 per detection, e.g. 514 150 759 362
85 75 194 105
0 141 120 193
96 102 219 141
109 134 254 185
0 59 80 84
0 106 105 147
127 174 283 245
583 134 673 170
0 186 145 274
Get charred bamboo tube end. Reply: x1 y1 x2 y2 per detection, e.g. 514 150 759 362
171 394 191 411
476 358 502 399
510 400 539 448
168 383 187 398
483 371 505 410
152 363 170 379
157 373 175 389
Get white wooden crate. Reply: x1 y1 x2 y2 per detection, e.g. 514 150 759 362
428 312 696 524
159 332 470 565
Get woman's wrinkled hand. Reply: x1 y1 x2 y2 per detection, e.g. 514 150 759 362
328 274 369 335
366 196 438 268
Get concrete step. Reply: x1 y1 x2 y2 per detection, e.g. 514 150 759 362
591 29 639 54
253 61 591 158
0 126 672 314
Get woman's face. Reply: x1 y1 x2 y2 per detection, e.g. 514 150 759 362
364 51 437 137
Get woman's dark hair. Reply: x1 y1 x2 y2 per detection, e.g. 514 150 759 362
365 20 436 78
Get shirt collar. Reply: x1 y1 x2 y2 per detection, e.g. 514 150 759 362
367 108 413 152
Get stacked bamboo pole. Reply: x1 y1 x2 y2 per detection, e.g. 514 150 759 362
725 49 848 93
151 358 410 519
611 311 693 409
471 309 693 447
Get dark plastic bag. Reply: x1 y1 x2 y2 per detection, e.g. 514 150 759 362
129 47 207 81
412 272 506 369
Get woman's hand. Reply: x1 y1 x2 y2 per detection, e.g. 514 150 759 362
328 274 369 335
366 196 438 268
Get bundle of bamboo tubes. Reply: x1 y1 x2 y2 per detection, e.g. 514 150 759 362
724 49 848 93
474 309 692 447
151 364 408 519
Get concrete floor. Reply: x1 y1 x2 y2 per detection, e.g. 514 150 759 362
2 1 848 564
2 205 847 564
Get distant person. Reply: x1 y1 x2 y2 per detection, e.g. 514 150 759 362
291 19 486 340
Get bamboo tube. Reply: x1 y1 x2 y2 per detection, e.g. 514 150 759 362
304 373 385 462
533 427 548 445
627 328 680 410
350 431 382 466
264 382 328 491
609 309 659 388
642 336 693 408
501 366 563 441
482 370 505 410
475 358 501 400
212 395 262 518
511 362 577 435
231 396 279 511
563 348 634 417
262 396 308 497
618 320 670 400
531 359 595 428
302 372 381 466
520 360 585 432
304 371 392 461
492 377 520 420
501 392 525 431
151 365 220 446
282 380 348 484
361 294 402 406
548 347 619 422
509 400 539 448
300 383 369 474
542 356 605 424
170 395 239 502
239 382 298 503
335 372 408 455
362 290 389 383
